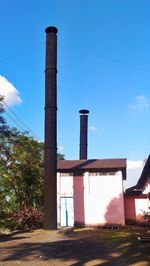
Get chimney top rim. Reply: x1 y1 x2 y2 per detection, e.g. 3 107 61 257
45 26 58 34
79 109 89 115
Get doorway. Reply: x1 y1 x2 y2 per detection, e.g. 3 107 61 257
60 197 74 227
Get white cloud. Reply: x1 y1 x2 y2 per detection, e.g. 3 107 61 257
90 126 97 131
129 95 149 110
90 125 104 133
127 160 144 169
124 160 144 189
0 75 22 106
58 145 64 152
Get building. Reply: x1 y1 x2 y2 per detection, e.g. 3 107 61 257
125 155 150 223
57 158 126 227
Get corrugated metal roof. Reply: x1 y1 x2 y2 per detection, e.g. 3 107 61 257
57 158 126 179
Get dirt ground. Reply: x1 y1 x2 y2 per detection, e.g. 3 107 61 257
0 228 150 266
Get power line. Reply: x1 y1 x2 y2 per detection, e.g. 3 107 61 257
3 101 40 141
0 49 33 64
4 109 26 132
4 109 40 142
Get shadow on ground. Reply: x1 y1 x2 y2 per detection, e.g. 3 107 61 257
0 229 150 265
0 235 29 243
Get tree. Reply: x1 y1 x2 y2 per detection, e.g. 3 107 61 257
0 118 45 211
0 95 13 214
0 96 65 214
57 152 65 161
1 132 44 210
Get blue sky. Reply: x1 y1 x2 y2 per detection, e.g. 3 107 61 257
0 1 150 187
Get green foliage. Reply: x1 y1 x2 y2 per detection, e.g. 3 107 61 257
0 97 42 214
57 152 65 161
0 95 65 218
0 130 44 212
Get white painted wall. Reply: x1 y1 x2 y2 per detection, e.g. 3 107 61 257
135 198 150 221
84 171 125 225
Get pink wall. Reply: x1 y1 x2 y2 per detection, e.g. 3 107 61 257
104 193 125 224
124 196 136 221
124 196 149 222
73 175 85 226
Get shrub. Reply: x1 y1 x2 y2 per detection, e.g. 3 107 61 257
8 208 44 231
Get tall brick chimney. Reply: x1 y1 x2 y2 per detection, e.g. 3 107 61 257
44 26 58 229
